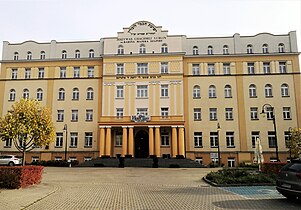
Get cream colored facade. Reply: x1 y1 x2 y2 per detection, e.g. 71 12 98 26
0 21 300 165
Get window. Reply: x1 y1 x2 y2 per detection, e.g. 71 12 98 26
223 63 231 75
27 51 32 60
14 52 19 60
9 89 16 101
85 132 93 147
137 85 148 98
266 107 274 120
262 44 269 53
23 89 29 99
161 108 169 118
247 44 253 54
160 62 168 74
228 158 235 167
75 50 80 58
279 62 286 73
70 132 78 147
265 84 273 97
57 110 64 122
4 138 12 147
193 46 199 55
40 51 45 59
11 69 18 79
25 68 31 79
86 87 94 100
251 131 260 148
71 110 78 122
116 86 124 98
193 85 201 98
225 108 233 120
192 64 200 75
72 88 79 100
161 43 168 53
137 108 148 116
55 133 63 147
226 132 235 148
223 45 229 54
208 46 213 55
84 157 92 162
278 43 285 53
116 63 124 75
62 50 67 59
194 132 202 147
284 131 290 148
116 108 124 118
208 64 215 75
263 62 270 74
194 108 201 121
115 131 122 146
224 85 232 98
137 63 148 74
270 158 278 163
60 67 66 78
69 157 77 161
86 109 93 121
209 108 217 120
249 84 257 98
38 68 45 79
139 44 146 54
87 67 94 78
208 85 216 98
161 133 169 146
89 49 94 58
250 107 258 120
281 84 289 97
210 132 218 147
268 131 276 148
74 67 80 78
117 45 124 55
55 157 62 161
161 84 168 97
58 88 65 100
247 62 255 74
283 107 291 120
36 88 43 101
31 156 39 163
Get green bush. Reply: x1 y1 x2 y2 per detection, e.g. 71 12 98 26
32 160 79 167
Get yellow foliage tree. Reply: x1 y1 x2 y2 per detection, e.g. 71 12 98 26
0 98 55 165
286 127 301 159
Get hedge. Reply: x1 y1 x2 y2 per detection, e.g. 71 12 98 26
0 166 44 189
31 160 79 167
261 162 287 175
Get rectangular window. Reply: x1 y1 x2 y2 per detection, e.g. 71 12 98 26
192 64 200 75
161 84 168 97
226 131 235 148
268 131 276 148
250 107 258 120
11 69 18 79
55 157 62 161
161 108 169 118
251 131 260 148
116 108 124 118
223 63 231 75
266 107 274 120
137 85 148 98
70 132 78 147
283 107 291 120
38 68 45 79
55 132 63 147
84 132 93 147
116 63 124 75
57 110 64 122
116 86 124 98
194 132 202 147
225 108 233 120
60 67 66 78
194 108 201 121
136 108 148 116
116 131 122 146
84 157 92 162
86 109 93 121
71 109 78 122
228 158 235 167
137 63 148 74
284 131 290 148
161 133 169 146
161 62 168 74
209 108 217 121
32 156 39 162
263 62 271 74
208 64 215 75
25 68 31 79
247 63 255 74
88 67 94 78
4 138 12 147
74 67 80 78
210 132 218 147
279 62 287 73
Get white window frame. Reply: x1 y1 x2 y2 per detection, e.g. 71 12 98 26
9 89 16 101
89 49 94 58
161 133 169 146
228 158 235 167
11 69 18 79
279 62 287 73
193 86 201 98
283 107 291 120
262 44 269 53
249 84 257 98
70 132 78 147
161 84 169 97
87 88 94 100
88 67 94 78
55 132 63 147
208 85 216 98
268 131 276 148
224 85 232 98
84 132 93 147
86 109 93 121
194 132 202 147
71 109 78 122
36 88 43 101
57 110 64 122
210 132 218 147
263 62 271 74
116 63 124 75
38 68 45 79
137 63 148 74
225 108 233 120
25 68 31 79
161 44 168 53
137 85 148 98
226 132 235 148
74 67 80 78
251 131 260 148
116 108 124 118
160 62 168 74
192 64 200 75
136 108 148 116
223 45 229 54
116 85 124 98
72 88 79 100
58 88 65 100
223 63 231 75
209 108 217 121
23 89 29 99
60 67 66 78
247 63 255 74
250 107 258 120
281 84 289 97
193 46 199 55
247 45 253 54
139 44 146 54
208 64 215 75
161 108 169 118
194 108 201 120
265 84 273 97
75 50 80 59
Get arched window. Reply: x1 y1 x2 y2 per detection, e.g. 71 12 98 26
36 88 43 101
208 46 213 55
247 44 253 54
139 44 146 54
161 43 168 53
281 84 289 97
193 85 201 98
278 43 285 53
86 87 94 100
72 88 79 100
75 50 80 58
265 84 273 97
262 44 269 53
117 45 124 55
23 89 29 99
58 88 65 100
193 46 199 55
89 49 94 58
62 50 67 59
208 85 216 98
14 52 19 60
40 51 45 59
27 51 32 60
224 85 232 98
9 89 16 101
249 84 257 98
223 45 229 54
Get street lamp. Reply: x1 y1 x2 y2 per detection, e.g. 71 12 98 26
217 122 221 166
63 124 68 161
288 127 293 161
261 104 279 162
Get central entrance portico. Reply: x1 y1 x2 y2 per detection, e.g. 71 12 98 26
135 130 149 158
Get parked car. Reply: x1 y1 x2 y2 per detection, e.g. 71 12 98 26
276 159 301 200
0 155 22 166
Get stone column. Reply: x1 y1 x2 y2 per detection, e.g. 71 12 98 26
155 126 161 157
148 126 154 156
178 126 185 157
105 126 112 157
122 126 128 157
99 126 105 157
172 126 178 157
128 126 134 157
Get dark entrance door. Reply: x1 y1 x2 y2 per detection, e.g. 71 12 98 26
135 130 149 158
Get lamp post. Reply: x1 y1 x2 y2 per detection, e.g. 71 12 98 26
288 127 292 161
63 124 68 161
261 104 279 161
217 122 221 166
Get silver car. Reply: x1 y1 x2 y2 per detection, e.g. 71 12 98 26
0 155 22 166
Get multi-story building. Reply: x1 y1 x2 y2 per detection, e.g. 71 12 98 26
0 21 300 166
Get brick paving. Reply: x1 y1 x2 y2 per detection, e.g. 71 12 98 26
0 167 300 210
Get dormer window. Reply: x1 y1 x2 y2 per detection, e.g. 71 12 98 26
161 43 168 53
262 44 269 53
139 44 146 54
117 45 124 55
75 50 80 58
89 49 94 58
13 52 19 60
278 43 285 53
62 50 67 59
223 45 229 54
208 46 213 55
40 51 45 59
247 44 253 54
27 51 32 60
193 46 199 55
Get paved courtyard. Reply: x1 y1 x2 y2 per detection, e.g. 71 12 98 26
0 167 300 210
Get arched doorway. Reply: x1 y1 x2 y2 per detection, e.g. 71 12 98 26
135 130 149 158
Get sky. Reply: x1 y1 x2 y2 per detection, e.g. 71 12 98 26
0 0 300 59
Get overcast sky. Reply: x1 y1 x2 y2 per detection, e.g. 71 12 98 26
0 0 300 59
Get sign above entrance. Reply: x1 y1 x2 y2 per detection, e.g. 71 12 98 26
131 114 151 122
